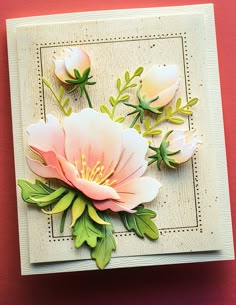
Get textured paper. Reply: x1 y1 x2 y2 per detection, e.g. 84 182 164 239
7 4 234 275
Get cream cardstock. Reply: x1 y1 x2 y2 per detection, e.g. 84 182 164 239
7 4 234 275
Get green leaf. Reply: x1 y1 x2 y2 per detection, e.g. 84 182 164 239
30 187 67 203
187 98 199 106
100 104 111 116
180 109 193 115
175 98 182 110
120 205 159 240
109 96 116 106
118 94 130 102
165 106 173 117
73 210 103 249
116 78 121 90
60 208 69 233
42 191 76 214
18 179 55 206
125 71 130 82
115 116 125 123
59 86 65 101
62 97 69 107
144 117 151 130
134 66 144 76
91 213 116 269
146 129 162 136
71 195 86 227
87 203 110 225
134 124 141 133
168 117 184 124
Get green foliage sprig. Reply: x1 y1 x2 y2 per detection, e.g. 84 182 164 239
43 78 72 116
142 98 199 137
100 67 144 122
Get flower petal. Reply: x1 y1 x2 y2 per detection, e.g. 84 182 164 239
113 128 148 186
53 58 73 83
27 115 65 157
141 65 179 100
64 48 91 78
26 156 71 185
64 109 123 177
57 155 120 201
168 130 201 163
94 177 161 212
151 78 181 107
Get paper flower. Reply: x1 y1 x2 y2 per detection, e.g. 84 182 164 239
53 47 90 83
149 130 201 169
26 109 161 213
140 65 181 107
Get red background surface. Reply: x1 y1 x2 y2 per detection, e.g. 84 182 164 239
0 1 235 304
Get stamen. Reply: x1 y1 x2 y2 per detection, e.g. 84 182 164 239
99 169 115 185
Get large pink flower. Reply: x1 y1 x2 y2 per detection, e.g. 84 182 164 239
26 109 161 212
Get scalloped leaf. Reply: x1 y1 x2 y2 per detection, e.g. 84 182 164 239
18 179 56 206
120 205 159 240
73 211 103 249
91 213 116 269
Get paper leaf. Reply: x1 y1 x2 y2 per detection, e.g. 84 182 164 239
187 98 199 106
73 210 103 249
100 104 111 116
42 191 76 214
115 116 125 123
87 203 110 225
168 117 184 124
70 196 86 227
91 213 116 269
120 205 159 240
30 186 67 203
18 179 56 206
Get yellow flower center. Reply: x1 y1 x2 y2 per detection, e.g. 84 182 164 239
75 154 116 187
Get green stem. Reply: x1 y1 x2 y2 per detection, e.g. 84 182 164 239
129 113 140 128
111 75 136 119
46 83 69 116
83 86 93 109
148 159 156 166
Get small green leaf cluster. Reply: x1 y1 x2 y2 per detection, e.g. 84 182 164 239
18 179 116 269
43 78 72 116
18 179 159 269
120 205 159 240
100 67 144 122
148 130 180 170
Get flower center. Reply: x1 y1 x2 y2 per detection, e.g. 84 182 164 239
75 154 116 187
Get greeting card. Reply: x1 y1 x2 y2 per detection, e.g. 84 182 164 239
7 4 234 275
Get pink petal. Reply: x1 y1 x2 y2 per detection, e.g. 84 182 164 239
27 115 65 157
53 58 73 83
151 78 181 107
64 48 90 78
29 146 65 178
141 65 179 100
113 128 148 186
64 109 123 177
26 156 71 186
93 199 136 213
94 177 161 212
57 155 120 201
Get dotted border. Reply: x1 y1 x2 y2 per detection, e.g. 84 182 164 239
36 33 202 242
